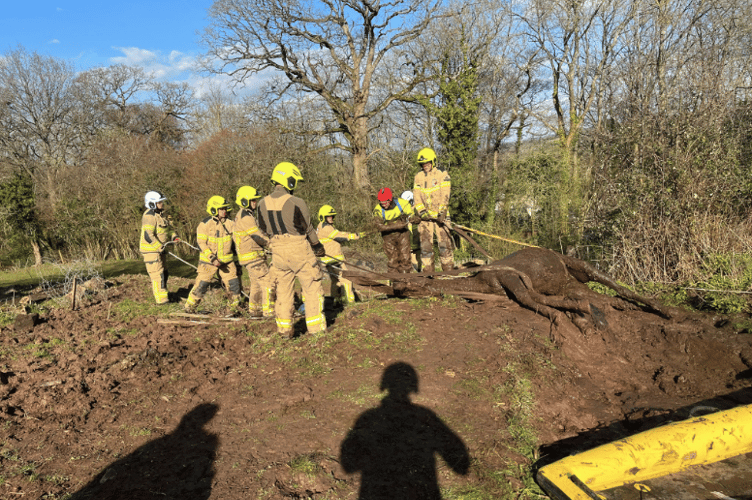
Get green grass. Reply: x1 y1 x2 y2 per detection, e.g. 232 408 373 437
328 384 383 407
110 299 162 322
0 258 195 289
288 454 322 477
0 310 15 327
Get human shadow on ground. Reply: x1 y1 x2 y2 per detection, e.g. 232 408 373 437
340 362 470 499
69 403 219 500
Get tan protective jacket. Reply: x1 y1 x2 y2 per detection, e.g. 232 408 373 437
196 215 235 265
140 209 176 255
317 222 358 264
413 167 451 217
257 185 321 247
233 208 269 265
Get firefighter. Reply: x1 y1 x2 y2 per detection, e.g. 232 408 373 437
256 162 326 338
413 148 454 272
372 188 414 273
400 190 422 272
140 191 179 304
234 186 274 318
184 196 242 313
317 205 363 304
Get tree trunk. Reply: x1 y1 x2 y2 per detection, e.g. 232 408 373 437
350 113 370 189
31 239 43 267
352 151 369 190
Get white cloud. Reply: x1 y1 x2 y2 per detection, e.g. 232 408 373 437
49 39 60 44
108 46 272 99
110 46 197 80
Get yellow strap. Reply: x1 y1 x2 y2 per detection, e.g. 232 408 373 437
454 224 538 248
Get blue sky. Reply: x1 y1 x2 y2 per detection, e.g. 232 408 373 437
2 1 219 89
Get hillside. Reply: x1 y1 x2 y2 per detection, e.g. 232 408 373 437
0 269 751 499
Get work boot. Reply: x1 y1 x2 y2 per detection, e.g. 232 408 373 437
279 328 295 340
249 309 264 319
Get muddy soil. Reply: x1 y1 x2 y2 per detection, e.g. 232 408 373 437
1 268 751 499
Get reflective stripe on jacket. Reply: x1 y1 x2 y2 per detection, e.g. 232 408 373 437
372 198 414 222
197 216 235 264
413 168 451 216
317 222 357 264
234 208 268 265
140 209 175 254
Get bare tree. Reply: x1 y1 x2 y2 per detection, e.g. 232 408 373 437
0 48 88 203
186 85 254 145
515 0 637 172
75 66 191 148
200 0 446 189
151 81 193 147
75 64 151 130
0 47 89 264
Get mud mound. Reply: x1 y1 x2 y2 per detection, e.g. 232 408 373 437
0 273 750 498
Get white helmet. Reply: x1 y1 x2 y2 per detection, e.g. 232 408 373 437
144 191 167 209
400 190 414 205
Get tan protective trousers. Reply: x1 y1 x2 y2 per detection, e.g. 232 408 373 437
410 226 422 272
243 259 273 316
143 253 168 304
418 220 454 271
268 235 325 335
325 261 355 303
185 262 241 310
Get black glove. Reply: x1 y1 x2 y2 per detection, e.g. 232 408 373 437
312 243 326 258
409 215 422 225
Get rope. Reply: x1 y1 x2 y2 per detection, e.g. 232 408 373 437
450 223 539 248
166 251 251 301
321 254 394 282
167 251 198 270
684 287 752 295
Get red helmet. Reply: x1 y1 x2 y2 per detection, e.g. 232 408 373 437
377 187 393 202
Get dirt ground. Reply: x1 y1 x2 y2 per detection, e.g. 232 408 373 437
1 262 752 499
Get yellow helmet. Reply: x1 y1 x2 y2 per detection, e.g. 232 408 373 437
206 195 231 216
271 162 304 191
318 205 337 222
417 147 437 166
235 186 261 208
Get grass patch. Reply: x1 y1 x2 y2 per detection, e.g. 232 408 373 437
328 384 383 407
357 298 409 326
121 425 152 437
288 454 322 477
106 327 140 339
110 298 179 322
442 456 546 499
453 377 490 401
0 310 15 328
0 258 195 289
